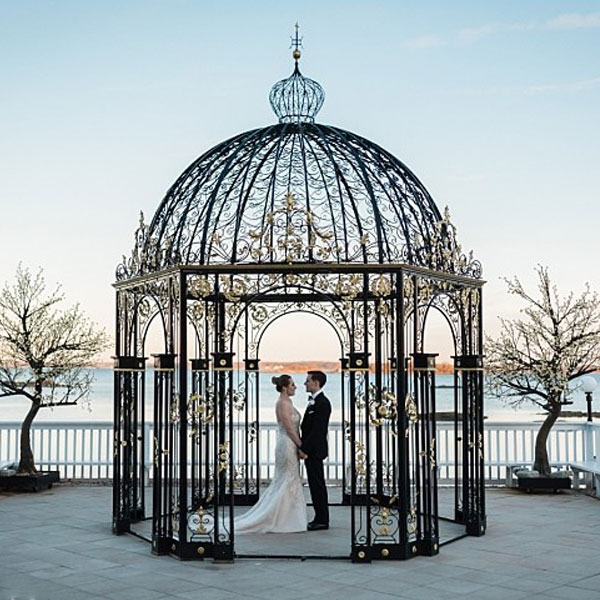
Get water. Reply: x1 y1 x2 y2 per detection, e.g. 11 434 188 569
1 369 598 424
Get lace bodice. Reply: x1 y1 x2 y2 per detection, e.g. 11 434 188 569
277 406 301 437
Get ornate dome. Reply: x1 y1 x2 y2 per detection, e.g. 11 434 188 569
117 46 480 281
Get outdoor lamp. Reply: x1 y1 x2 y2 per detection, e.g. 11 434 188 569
581 376 597 422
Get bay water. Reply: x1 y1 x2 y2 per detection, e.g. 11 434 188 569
2 369 598 424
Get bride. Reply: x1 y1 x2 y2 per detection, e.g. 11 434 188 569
234 374 307 534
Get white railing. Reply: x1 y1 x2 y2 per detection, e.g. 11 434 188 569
1 421 599 484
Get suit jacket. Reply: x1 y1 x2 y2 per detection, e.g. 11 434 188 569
300 391 331 460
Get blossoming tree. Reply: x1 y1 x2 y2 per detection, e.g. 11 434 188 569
0 266 108 474
486 266 600 475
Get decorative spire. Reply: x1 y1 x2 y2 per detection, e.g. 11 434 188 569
291 22 302 62
269 24 325 124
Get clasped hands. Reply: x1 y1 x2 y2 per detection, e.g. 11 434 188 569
298 449 308 459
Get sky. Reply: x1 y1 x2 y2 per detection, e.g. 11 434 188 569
1 0 599 363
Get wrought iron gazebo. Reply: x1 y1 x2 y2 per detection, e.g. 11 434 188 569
112 37 486 563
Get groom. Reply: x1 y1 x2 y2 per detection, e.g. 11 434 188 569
299 370 331 531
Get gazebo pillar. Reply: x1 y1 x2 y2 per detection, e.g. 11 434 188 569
151 353 176 555
112 355 146 534
455 354 486 536
412 353 440 556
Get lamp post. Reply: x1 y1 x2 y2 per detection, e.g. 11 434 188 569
581 376 597 422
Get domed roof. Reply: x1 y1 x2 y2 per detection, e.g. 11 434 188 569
117 41 480 281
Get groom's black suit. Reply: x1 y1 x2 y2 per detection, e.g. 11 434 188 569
300 390 331 526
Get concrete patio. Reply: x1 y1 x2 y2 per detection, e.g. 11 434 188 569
1 485 600 600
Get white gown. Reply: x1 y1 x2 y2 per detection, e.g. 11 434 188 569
235 406 307 534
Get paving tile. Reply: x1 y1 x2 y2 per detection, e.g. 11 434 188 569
2 486 600 600
545 584 600 599
570 574 600 591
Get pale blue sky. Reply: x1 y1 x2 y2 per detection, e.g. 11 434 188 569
1 1 598 361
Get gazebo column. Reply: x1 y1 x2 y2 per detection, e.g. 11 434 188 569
151 353 176 555
412 353 439 556
349 351 372 562
340 357 351 505
397 357 419 559
241 357 260 505
455 355 486 536
112 355 146 534
185 357 216 560
212 350 235 561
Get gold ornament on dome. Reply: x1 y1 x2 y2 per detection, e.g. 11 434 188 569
248 194 334 264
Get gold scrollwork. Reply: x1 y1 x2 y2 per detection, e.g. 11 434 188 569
248 193 334 264
218 442 229 473
171 506 179 533
407 507 417 535
370 274 391 297
189 276 212 298
405 392 418 429
355 442 366 476
189 390 215 424
153 435 159 466
335 274 362 304
248 421 258 444
429 438 436 470
233 466 244 489
196 506 207 534
169 394 179 424
231 389 246 412
358 383 397 427
378 507 390 536
220 276 248 303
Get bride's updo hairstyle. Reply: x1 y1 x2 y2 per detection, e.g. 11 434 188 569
271 374 292 392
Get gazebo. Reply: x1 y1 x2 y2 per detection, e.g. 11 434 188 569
112 37 486 563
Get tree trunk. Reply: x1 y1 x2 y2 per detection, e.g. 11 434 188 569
533 404 561 476
18 400 41 474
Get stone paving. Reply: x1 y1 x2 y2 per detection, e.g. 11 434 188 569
1 484 599 600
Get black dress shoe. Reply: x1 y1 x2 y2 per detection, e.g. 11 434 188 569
307 521 329 531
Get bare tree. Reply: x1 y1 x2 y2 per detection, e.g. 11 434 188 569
0 265 108 474
486 266 600 475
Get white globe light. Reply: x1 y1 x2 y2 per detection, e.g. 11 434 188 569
581 376 597 394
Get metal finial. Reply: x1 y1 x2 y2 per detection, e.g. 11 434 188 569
290 22 302 61
270 25 324 123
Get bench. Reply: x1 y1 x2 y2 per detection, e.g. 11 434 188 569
569 461 600 499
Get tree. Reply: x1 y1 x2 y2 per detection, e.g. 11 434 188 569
0 265 108 474
486 266 600 476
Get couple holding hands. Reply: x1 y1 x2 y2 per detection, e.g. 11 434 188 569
235 371 331 534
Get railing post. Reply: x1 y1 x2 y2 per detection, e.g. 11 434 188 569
584 423 595 463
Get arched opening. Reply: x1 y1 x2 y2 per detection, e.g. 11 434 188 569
233 310 348 558
421 302 466 544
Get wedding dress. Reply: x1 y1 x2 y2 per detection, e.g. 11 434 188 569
235 406 307 534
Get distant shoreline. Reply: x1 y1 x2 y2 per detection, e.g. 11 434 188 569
92 359 457 375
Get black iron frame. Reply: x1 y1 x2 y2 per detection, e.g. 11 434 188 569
112 261 485 563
